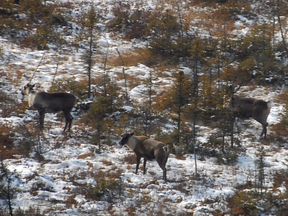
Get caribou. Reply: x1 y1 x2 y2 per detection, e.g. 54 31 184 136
119 132 170 181
228 95 272 138
21 84 76 132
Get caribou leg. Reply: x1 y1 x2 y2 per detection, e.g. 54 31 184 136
68 114 73 131
38 109 45 131
157 159 167 181
260 123 268 138
135 155 141 174
143 158 147 174
254 115 268 138
63 111 73 132
63 114 69 132
163 168 167 181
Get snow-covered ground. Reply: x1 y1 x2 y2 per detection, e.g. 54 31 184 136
1 0 288 215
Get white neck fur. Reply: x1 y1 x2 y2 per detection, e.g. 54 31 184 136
27 91 36 107
127 136 137 151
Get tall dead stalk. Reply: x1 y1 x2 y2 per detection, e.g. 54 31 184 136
116 48 129 103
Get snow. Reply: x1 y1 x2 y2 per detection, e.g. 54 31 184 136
0 0 288 215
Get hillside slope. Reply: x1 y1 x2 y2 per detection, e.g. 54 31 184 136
1 0 288 215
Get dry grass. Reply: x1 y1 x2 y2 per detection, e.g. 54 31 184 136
276 89 288 104
121 154 136 165
186 8 237 38
107 168 123 179
15 71 23 80
101 159 113 166
77 152 94 159
270 123 288 137
59 1 75 9
66 195 77 208
87 162 93 168
107 48 152 67
268 90 288 138
175 155 186 160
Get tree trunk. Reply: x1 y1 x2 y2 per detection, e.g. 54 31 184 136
88 34 93 98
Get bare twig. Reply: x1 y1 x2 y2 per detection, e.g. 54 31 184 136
116 47 129 103
52 52 61 86
29 51 46 83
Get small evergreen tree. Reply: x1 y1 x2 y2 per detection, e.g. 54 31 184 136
255 146 266 197
240 23 277 82
148 10 184 60
219 58 249 148
171 71 193 144
187 38 207 177
276 0 288 57
139 70 158 136
0 160 20 216
85 77 123 152
155 71 193 151
49 77 87 101
78 5 99 98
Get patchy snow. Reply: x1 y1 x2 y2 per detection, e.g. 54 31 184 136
0 0 288 215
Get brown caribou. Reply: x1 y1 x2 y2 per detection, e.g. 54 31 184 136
228 95 272 138
21 84 76 132
119 132 170 181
